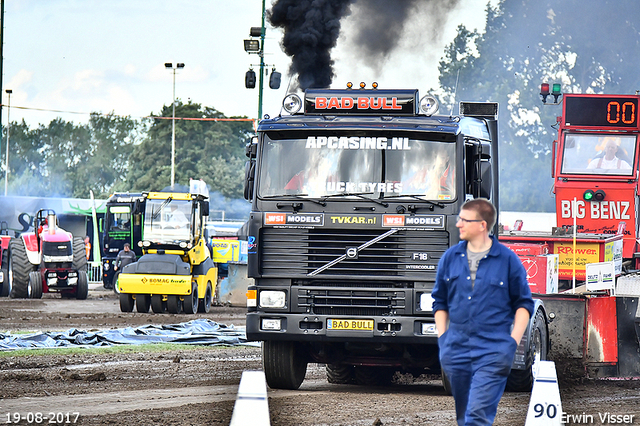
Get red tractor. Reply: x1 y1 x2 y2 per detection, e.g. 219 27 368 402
0 221 11 297
9 209 88 299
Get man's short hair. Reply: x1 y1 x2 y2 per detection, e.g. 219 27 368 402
461 198 496 229
124 243 131 249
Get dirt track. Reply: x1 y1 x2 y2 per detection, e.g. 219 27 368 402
2 287 640 426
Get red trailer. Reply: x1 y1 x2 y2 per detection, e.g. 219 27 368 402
500 89 640 379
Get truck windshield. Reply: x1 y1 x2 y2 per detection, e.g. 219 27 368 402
108 206 131 232
258 134 456 201
143 199 192 243
561 133 637 176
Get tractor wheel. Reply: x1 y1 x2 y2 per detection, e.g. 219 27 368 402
28 271 43 299
136 294 151 313
9 239 35 299
326 364 355 384
72 237 88 272
76 271 88 300
506 309 548 392
151 295 165 313
183 283 198 314
198 282 213 313
1 250 10 297
119 293 134 312
262 340 307 390
166 295 183 314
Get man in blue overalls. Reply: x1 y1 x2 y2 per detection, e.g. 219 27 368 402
432 198 534 425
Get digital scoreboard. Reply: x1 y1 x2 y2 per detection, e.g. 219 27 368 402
564 95 639 128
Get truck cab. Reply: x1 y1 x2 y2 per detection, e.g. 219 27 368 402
244 85 503 389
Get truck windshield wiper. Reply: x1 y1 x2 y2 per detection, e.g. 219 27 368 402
261 194 327 207
383 194 445 209
320 192 389 207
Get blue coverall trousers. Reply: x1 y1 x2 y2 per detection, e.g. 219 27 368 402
439 324 518 426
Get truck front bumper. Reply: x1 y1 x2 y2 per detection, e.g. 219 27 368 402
246 312 438 344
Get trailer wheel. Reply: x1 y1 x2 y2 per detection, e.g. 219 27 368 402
183 283 198 314
506 309 548 392
166 295 183 314
263 340 307 390
76 271 88 300
326 364 355 384
151 295 165 313
198 282 213 313
136 294 151 313
9 239 34 299
28 271 43 299
119 293 134 312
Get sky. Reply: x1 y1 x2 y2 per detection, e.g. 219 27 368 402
1 0 492 128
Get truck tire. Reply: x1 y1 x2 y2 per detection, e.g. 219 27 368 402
506 309 548 392
76 271 88 300
136 294 151 313
9 239 34 299
72 237 87 272
183 283 198 314
326 364 355 384
112 272 121 295
119 293 134 312
263 340 307 390
198 282 213 313
28 271 43 299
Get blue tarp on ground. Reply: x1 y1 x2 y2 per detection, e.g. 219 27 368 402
0 319 257 351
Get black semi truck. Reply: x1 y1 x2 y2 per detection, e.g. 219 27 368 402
244 84 547 391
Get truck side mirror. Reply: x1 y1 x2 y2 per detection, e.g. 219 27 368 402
245 137 258 158
478 160 493 199
244 160 256 201
202 201 210 217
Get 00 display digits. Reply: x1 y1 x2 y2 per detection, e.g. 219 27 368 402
564 96 638 128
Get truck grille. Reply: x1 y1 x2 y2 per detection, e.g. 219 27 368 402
296 287 408 316
260 228 448 281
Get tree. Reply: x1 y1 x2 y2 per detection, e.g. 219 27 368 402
437 0 640 212
2 114 139 198
122 101 253 199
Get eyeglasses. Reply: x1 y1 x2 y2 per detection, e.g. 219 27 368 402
456 215 483 224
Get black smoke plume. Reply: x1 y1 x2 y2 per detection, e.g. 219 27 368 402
268 0 355 90
269 0 460 90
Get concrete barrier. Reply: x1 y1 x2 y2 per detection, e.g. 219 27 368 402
229 370 270 426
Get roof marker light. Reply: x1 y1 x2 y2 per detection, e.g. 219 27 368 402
282 94 302 114
419 95 439 116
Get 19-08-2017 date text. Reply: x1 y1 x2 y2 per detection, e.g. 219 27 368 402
4 413 80 424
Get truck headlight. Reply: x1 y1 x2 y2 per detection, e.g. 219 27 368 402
259 290 286 308
419 293 434 312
